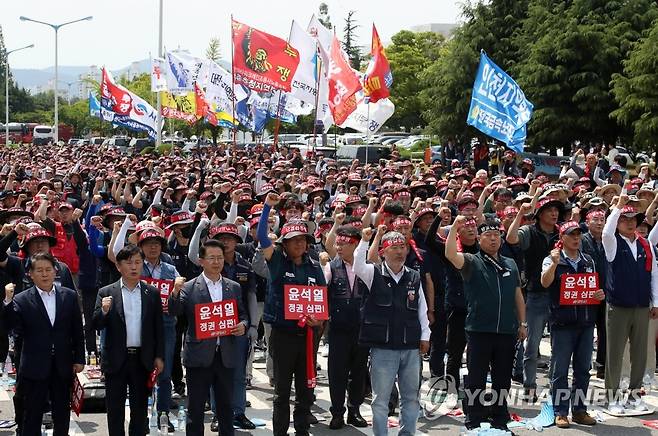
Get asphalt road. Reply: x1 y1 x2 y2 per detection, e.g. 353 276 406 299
0 339 656 435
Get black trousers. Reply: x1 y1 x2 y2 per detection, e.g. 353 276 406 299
186 349 234 436
17 362 72 436
171 314 187 390
595 301 607 370
105 354 150 436
464 332 516 429
80 287 99 353
328 327 369 417
429 306 448 378
446 309 467 389
13 337 24 433
270 328 314 436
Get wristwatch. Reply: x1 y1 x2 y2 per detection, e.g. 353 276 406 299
520 322 528 328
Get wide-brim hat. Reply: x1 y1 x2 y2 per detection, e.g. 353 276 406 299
102 207 128 228
619 205 645 225
409 182 437 198
209 223 244 243
21 226 57 247
276 222 315 245
413 207 437 227
534 198 564 218
600 183 622 199
138 229 167 246
0 208 34 225
627 195 649 213
307 188 330 204
166 211 195 229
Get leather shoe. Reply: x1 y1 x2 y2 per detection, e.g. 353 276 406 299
210 416 219 432
306 411 319 425
233 414 256 430
329 415 345 430
555 415 570 428
572 411 596 425
347 410 368 428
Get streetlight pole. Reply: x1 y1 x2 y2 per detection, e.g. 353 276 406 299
5 44 34 146
20 15 92 144
156 0 163 148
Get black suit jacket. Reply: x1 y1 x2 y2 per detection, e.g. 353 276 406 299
92 280 164 374
168 275 246 369
3 285 85 381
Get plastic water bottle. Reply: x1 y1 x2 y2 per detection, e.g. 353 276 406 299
177 406 186 431
643 373 652 393
89 351 97 366
620 376 630 392
149 402 158 429
159 412 168 435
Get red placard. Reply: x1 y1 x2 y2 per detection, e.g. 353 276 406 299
142 278 174 314
71 374 84 416
560 273 601 305
194 299 239 339
284 285 329 320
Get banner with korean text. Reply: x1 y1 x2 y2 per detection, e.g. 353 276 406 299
195 300 239 339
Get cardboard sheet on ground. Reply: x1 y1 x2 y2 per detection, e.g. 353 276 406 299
600 406 655 417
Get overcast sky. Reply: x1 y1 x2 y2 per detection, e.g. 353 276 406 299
2 0 462 70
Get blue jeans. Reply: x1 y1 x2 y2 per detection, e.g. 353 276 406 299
370 348 420 436
523 292 550 389
232 335 250 416
550 326 594 416
157 316 177 413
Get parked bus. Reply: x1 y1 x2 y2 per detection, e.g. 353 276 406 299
0 122 36 144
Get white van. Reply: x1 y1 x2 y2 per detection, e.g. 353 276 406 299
33 125 54 145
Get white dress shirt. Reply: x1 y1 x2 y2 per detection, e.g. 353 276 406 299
602 208 658 307
353 241 432 341
36 285 57 326
121 279 142 347
202 272 223 345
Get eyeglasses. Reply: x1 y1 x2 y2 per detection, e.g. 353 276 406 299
202 256 224 263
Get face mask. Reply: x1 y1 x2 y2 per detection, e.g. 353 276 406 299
180 226 193 239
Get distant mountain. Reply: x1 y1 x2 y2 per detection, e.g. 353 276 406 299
11 56 233 96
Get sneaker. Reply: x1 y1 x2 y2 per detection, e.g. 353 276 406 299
329 415 345 430
626 398 649 412
572 411 596 425
171 391 181 400
555 415 570 428
608 401 625 415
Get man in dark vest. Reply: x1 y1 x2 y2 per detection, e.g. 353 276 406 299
507 197 562 400
320 225 369 430
354 228 430 436
446 216 526 431
541 221 603 428
257 193 325 436
602 195 658 414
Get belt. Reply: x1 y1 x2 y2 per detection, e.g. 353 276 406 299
127 347 141 355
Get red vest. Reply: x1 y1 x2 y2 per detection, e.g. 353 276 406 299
51 222 80 274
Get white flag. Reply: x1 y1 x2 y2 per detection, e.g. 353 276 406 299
164 51 204 94
307 14 333 55
288 20 320 106
340 98 395 134
203 60 248 115
150 58 168 92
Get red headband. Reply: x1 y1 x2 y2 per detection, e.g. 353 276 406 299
336 235 360 245
586 210 605 220
379 236 407 255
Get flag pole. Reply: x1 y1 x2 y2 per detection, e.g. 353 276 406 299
230 15 237 147
365 101 370 165
311 46 321 153
272 91 283 151
156 0 163 148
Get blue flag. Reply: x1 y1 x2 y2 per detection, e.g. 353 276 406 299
467 52 533 153
88 91 101 118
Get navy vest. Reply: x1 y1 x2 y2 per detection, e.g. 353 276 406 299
545 251 598 328
328 257 368 330
359 264 422 350
606 234 653 308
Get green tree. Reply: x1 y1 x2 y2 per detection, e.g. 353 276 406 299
419 0 529 144
515 0 658 152
342 11 362 70
318 3 333 30
386 30 445 131
59 99 95 136
206 37 221 63
611 20 658 153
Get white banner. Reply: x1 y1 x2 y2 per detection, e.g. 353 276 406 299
203 60 248 115
150 58 168 92
164 51 204 94
340 98 395 134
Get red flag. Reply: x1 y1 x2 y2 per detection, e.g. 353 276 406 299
232 19 300 93
364 24 393 103
327 36 362 125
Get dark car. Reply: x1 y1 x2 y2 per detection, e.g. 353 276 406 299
336 145 391 165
